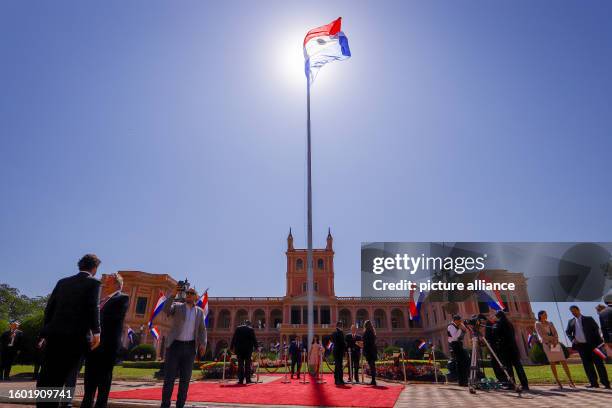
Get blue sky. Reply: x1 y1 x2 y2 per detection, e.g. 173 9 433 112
1 1 611 339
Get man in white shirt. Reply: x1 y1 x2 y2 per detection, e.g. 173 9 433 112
161 286 207 408
566 305 610 388
447 315 469 386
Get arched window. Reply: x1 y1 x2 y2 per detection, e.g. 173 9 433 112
317 258 324 269
296 259 304 270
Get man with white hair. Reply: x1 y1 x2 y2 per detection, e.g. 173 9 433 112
81 273 129 408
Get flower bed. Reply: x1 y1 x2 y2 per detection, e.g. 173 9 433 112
200 357 287 378
365 358 441 382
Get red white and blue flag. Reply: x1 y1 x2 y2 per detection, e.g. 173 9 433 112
418 340 428 351
148 291 167 329
150 326 160 341
196 289 209 327
527 332 535 348
478 274 505 311
127 326 135 343
326 341 334 352
304 17 351 84
408 289 427 320
593 344 607 360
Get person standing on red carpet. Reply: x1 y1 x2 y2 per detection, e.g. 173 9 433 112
161 286 207 408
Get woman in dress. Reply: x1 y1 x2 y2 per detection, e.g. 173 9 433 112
534 310 575 389
308 335 324 377
362 320 378 386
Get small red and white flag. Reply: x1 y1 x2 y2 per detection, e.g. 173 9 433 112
593 344 608 360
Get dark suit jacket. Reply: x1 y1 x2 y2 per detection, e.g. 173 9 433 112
230 325 257 357
99 292 129 355
288 340 303 359
0 329 23 356
362 329 377 361
41 272 101 348
599 306 612 343
345 333 362 354
331 328 346 357
492 318 520 359
566 315 604 347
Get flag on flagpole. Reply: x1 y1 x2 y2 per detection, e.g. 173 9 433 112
478 274 505 311
127 326 135 344
196 290 209 327
527 332 536 348
408 289 427 320
418 340 427 351
150 326 160 341
304 17 351 84
148 291 167 329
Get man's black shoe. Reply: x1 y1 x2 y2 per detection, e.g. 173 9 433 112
585 384 599 388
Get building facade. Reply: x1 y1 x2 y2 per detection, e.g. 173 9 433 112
108 230 536 361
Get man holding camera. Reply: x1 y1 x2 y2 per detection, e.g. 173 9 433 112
447 315 469 387
161 285 207 408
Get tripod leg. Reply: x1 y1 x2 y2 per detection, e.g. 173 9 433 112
480 336 521 395
468 337 479 394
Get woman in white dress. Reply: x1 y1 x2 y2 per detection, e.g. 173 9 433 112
309 335 324 377
534 310 575 389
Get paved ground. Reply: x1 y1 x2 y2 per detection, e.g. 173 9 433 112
1 378 611 408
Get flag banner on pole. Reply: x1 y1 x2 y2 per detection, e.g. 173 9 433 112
127 326 135 343
150 326 160 341
148 291 167 329
196 289 209 327
418 340 427 351
477 272 505 311
304 17 351 84
408 289 426 320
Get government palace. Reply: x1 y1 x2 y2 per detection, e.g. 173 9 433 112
103 230 536 361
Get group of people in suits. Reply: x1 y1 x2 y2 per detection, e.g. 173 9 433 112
329 320 378 386
31 253 209 408
36 254 129 408
449 304 611 392
0 320 24 380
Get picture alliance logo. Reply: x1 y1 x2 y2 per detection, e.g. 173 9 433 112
372 253 488 275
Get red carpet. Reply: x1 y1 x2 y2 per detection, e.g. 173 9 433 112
108 374 404 407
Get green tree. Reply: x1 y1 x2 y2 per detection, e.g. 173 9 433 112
0 284 47 322
17 312 44 364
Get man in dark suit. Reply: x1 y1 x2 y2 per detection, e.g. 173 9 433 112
37 254 102 408
599 292 612 346
230 320 257 384
566 305 610 389
288 336 302 379
345 324 362 383
81 273 129 408
330 321 347 385
0 320 24 380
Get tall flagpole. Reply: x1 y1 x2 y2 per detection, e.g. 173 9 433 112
306 75 314 347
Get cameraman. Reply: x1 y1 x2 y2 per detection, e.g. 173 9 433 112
485 313 508 385
447 315 469 386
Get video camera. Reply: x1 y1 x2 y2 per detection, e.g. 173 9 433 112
176 278 190 301
463 314 489 333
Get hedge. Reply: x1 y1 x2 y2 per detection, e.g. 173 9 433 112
121 361 203 370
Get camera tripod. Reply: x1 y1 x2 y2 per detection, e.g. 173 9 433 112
468 330 521 395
